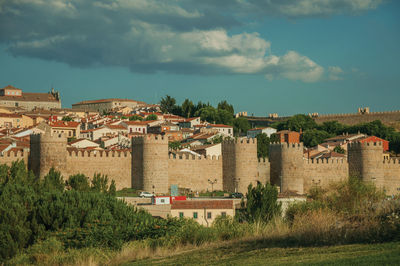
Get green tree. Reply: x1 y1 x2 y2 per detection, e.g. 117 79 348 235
233 117 250 136
274 114 317 132
66 174 90 191
238 182 281 223
160 95 176 114
129 115 143 121
334 146 345 154
217 100 234 115
181 99 194 118
197 106 218 123
301 129 333 147
168 141 181 151
42 168 64 192
91 173 109 193
62 116 73 122
216 109 234 125
145 114 158 121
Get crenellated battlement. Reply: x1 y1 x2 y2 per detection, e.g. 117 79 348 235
315 110 400 118
30 132 67 143
223 138 256 145
131 134 166 144
168 154 220 161
270 142 304 150
0 149 26 157
68 149 131 158
348 141 382 150
383 158 400 165
305 158 347 164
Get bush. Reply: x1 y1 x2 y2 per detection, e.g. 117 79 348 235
0 162 184 262
238 182 281 223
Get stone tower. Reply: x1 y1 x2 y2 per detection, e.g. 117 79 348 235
131 135 169 194
348 141 384 188
29 130 67 178
222 138 259 194
269 143 304 194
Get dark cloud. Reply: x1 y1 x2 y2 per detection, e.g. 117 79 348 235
0 0 382 81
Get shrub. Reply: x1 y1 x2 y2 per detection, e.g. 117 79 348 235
238 181 281 223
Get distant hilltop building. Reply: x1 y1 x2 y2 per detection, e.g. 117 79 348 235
72 98 147 113
0 85 61 111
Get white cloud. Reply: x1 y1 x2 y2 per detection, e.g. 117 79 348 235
328 66 344 80
0 0 375 82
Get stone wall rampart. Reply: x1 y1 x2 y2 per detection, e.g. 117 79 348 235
168 154 223 192
66 150 132 190
314 111 400 125
0 149 29 166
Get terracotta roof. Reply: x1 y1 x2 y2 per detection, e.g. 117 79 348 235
106 124 127 130
208 124 232 128
124 120 155 126
171 200 233 210
50 121 80 128
0 86 59 102
73 98 144 105
276 130 300 134
0 113 22 118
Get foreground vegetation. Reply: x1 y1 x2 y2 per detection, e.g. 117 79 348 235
130 241 400 265
2 161 399 265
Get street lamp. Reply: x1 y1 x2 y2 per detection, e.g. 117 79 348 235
234 178 240 192
208 178 217 196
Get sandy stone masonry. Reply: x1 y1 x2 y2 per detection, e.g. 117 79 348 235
1 131 400 195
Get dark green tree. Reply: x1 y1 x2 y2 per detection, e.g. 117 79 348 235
181 99 194 118
145 114 158 121
301 129 333 147
233 117 250 136
334 146 345 154
62 116 73 122
160 95 176 114
216 109 234 125
238 182 281 223
66 174 90 191
129 115 143 121
168 141 181 151
217 100 234 115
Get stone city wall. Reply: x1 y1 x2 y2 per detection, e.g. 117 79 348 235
0 149 29 167
314 110 400 126
303 158 348 192
168 154 223 192
65 150 132 190
383 159 400 195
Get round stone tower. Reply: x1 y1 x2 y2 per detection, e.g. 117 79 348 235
131 135 169 194
348 141 384 187
29 130 67 178
269 143 304 194
222 138 258 194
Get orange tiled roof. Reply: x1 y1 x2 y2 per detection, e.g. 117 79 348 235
50 121 80 128
171 200 233 210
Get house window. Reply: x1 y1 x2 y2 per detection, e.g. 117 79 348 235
221 212 226 217
228 129 231 134
161 199 165 203
15 102 18 107
179 212 184 218
207 212 212 219
193 212 198 219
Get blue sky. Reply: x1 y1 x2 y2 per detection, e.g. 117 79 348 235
0 0 399 116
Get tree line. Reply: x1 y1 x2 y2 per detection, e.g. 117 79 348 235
160 95 250 135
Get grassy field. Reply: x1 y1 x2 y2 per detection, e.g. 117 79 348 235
125 240 400 266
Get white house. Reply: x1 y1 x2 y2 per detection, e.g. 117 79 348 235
247 127 277 138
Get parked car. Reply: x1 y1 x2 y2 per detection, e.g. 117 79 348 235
139 191 154 198
231 192 243 198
